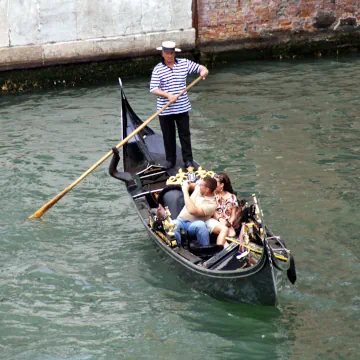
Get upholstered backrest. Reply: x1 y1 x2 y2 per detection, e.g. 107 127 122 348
158 186 185 219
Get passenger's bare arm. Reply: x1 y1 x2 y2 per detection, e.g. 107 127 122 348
182 182 205 217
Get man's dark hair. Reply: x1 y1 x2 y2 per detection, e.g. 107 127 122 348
203 176 217 193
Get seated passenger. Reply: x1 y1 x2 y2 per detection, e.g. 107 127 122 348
206 172 238 247
173 176 217 247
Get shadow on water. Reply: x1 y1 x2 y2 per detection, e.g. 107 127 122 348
179 302 288 358
139 242 296 360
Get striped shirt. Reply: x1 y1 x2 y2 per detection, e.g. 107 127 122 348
150 58 200 115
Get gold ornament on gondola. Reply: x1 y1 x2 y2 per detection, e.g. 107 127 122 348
243 223 251 245
166 166 217 185
252 194 263 223
252 194 265 241
162 206 177 238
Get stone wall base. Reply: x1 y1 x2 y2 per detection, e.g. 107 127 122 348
1 29 360 93
0 29 196 71
0 56 161 93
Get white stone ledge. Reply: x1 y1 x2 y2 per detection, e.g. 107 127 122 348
0 29 196 71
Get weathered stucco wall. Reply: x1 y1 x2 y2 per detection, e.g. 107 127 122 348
0 0 195 70
196 0 360 55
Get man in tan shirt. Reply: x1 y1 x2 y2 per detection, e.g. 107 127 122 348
173 176 217 246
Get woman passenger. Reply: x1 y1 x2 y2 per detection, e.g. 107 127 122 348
206 172 238 247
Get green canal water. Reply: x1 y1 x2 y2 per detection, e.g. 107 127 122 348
1 55 359 359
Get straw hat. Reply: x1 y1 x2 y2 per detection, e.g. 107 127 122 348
156 41 181 52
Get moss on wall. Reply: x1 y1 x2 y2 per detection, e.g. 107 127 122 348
0 56 161 93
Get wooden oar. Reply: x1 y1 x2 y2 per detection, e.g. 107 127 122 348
29 76 204 219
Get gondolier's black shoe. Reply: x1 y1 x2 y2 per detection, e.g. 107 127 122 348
184 160 196 170
165 161 176 170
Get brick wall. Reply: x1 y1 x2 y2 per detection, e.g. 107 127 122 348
196 0 360 44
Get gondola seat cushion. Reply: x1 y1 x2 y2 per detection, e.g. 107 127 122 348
157 185 185 219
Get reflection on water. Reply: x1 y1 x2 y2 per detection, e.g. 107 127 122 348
1 55 360 359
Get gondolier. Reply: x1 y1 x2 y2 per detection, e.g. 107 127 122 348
150 41 209 170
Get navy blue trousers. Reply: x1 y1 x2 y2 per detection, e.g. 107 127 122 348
159 111 193 164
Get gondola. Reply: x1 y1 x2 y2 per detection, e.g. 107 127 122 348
109 79 297 306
